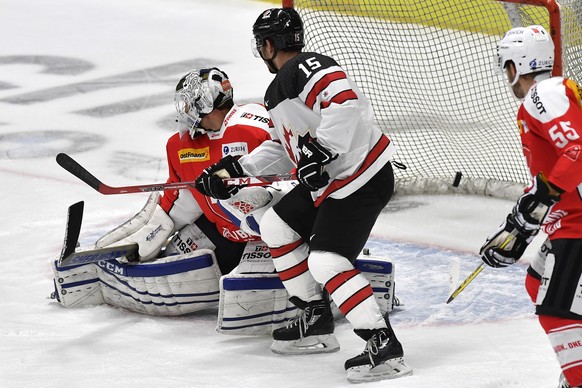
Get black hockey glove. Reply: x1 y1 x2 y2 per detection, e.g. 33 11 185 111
195 155 246 200
480 173 560 268
296 134 338 191
480 213 535 268
512 173 561 235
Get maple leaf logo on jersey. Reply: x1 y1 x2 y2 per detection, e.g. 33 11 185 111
282 124 297 163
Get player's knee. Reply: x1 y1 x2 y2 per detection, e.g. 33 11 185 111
260 208 299 247
308 250 354 284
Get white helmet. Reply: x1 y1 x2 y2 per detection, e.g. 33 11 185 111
174 67 233 138
497 25 554 85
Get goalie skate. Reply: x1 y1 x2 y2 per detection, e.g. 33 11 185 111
345 328 412 384
271 297 340 355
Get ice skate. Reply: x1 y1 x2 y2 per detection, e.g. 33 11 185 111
271 297 340 355
345 328 412 383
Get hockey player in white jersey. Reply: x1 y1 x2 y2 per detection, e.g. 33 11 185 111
195 7 412 384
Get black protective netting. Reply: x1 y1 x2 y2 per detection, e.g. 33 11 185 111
292 0 582 195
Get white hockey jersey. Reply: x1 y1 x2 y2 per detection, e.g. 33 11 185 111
239 52 395 205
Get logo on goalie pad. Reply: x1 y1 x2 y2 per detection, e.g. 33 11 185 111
97 260 125 275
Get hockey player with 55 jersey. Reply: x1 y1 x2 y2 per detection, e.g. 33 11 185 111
480 25 582 388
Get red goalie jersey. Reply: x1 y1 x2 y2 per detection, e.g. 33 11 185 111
518 75 582 239
160 103 272 242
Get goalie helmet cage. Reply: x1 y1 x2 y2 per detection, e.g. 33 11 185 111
282 0 582 198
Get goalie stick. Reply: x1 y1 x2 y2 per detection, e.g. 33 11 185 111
58 201 84 262
60 243 138 267
56 153 295 195
57 200 138 267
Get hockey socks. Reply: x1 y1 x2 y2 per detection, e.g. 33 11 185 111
540 315 582 387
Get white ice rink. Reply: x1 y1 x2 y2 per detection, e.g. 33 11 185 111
0 0 562 387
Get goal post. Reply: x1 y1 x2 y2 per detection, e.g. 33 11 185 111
281 0 582 198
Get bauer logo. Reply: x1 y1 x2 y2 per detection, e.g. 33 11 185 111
178 147 210 163
222 142 248 157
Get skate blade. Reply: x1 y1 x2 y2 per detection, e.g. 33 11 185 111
346 357 413 384
271 334 340 355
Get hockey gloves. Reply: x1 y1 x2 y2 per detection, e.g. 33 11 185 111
480 173 560 268
195 155 246 200
296 134 338 191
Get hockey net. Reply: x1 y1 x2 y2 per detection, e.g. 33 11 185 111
284 0 582 198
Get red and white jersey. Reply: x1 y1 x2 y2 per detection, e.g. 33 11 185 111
518 74 582 239
160 103 272 242
239 52 395 206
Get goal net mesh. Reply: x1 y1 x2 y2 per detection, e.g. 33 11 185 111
290 0 582 198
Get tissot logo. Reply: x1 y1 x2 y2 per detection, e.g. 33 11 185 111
178 147 210 163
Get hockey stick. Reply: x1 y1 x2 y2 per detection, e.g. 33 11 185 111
58 201 84 262
446 230 519 303
446 263 485 304
56 153 295 195
447 259 460 301
60 243 138 267
56 200 139 267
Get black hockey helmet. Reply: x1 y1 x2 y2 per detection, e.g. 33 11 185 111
252 8 304 54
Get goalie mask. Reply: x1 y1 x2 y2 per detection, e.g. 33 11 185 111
251 8 304 63
174 67 233 139
497 25 554 86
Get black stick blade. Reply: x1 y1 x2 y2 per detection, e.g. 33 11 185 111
56 153 102 191
59 201 84 262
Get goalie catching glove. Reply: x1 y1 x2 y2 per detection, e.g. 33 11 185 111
297 134 338 191
195 155 246 199
480 173 561 268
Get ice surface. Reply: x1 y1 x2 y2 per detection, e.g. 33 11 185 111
0 0 559 386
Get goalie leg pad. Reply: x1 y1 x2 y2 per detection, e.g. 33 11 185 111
51 261 104 308
216 273 297 335
236 241 275 274
355 255 395 316
96 249 222 316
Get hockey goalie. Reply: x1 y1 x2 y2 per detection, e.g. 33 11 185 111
51 67 297 333
51 186 396 335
